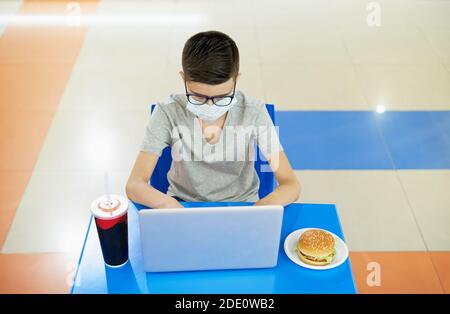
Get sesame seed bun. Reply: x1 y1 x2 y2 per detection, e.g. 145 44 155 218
296 229 335 266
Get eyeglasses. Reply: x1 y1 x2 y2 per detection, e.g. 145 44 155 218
184 80 236 107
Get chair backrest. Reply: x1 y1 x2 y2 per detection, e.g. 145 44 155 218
149 104 276 199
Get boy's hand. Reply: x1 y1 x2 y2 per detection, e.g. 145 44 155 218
159 195 184 209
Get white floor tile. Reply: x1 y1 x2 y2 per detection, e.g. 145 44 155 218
257 26 351 65
80 25 173 64
262 64 368 110
421 27 450 65
59 55 177 111
409 0 450 28
78 0 180 62
397 170 450 250
356 65 450 110
341 27 441 65
253 0 336 28
97 0 177 13
295 170 427 251
173 0 255 29
33 109 149 173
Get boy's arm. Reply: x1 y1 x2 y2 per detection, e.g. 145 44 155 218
254 151 301 206
126 151 183 209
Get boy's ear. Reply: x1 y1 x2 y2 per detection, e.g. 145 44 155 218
236 72 241 81
179 71 185 81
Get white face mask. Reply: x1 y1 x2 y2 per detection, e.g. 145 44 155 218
186 97 237 122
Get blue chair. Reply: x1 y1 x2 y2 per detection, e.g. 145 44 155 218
149 103 276 200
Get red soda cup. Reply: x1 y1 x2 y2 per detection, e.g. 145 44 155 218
90 194 129 267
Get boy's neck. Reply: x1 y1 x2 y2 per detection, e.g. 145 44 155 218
199 112 228 127
199 112 228 144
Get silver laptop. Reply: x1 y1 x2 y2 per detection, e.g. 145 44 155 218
138 205 284 272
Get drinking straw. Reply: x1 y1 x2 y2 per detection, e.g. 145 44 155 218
104 171 111 204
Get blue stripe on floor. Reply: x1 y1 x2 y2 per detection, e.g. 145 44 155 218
277 111 450 170
375 111 450 169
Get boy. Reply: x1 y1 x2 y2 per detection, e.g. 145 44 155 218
126 31 300 208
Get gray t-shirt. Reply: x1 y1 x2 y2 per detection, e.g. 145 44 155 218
140 90 282 202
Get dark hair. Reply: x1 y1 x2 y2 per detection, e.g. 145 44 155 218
182 30 240 85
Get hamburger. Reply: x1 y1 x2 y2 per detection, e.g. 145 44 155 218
295 229 336 266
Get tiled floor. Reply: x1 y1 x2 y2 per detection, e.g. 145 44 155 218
0 0 449 293
397 170 450 251
0 0 99 293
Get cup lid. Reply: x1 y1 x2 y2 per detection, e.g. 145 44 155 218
90 194 129 220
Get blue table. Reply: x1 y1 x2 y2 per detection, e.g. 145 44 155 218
71 202 357 294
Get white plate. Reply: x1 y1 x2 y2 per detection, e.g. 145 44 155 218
284 228 349 270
